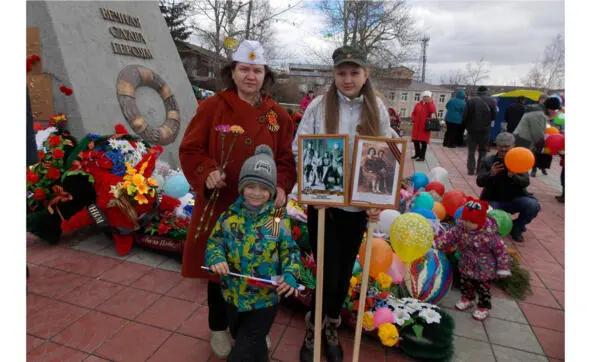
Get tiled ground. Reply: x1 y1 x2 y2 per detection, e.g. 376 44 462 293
26 141 565 361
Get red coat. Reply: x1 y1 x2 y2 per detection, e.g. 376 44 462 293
411 100 436 143
179 90 297 280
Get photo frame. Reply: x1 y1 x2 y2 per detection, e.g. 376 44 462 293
297 134 349 207
349 136 407 209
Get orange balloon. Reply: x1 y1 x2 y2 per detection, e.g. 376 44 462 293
504 147 535 173
359 238 394 278
432 202 446 220
545 126 559 135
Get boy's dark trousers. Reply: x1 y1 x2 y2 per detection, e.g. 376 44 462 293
460 275 492 309
208 281 229 331
226 304 278 362
307 207 368 319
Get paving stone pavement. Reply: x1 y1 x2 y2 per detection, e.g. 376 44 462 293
26 142 564 361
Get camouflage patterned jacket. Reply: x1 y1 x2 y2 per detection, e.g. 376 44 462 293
205 196 302 312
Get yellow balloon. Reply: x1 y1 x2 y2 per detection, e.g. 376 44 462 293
389 213 434 263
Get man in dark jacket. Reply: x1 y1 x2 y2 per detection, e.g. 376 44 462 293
476 132 541 242
504 96 526 133
463 86 497 175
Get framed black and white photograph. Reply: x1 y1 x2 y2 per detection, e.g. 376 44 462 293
350 136 406 209
298 134 349 207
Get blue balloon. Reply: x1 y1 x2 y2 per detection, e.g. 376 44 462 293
454 206 464 222
411 207 437 220
413 192 434 210
410 172 429 189
163 175 190 199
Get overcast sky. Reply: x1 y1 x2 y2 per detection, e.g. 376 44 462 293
190 0 565 86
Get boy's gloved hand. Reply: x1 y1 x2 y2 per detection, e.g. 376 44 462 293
276 275 298 298
211 262 230 276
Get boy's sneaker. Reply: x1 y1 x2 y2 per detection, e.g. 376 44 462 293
266 335 271 351
210 330 231 358
472 308 490 321
455 298 475 311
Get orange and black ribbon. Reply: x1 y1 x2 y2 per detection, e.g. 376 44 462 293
47 185 73 220
264 207 286 237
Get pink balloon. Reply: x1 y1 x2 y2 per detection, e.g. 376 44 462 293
373 307 395 329
386 253 406 284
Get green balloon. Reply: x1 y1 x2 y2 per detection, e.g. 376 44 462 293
488 209 513 237
553 112 565 126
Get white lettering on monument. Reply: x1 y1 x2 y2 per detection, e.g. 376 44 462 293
101 8 152 59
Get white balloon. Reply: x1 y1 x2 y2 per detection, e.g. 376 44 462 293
428 167 449 184
151 174 165 189
376 209 401 235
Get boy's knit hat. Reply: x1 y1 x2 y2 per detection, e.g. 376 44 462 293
239 145 276 196
461 197 489 228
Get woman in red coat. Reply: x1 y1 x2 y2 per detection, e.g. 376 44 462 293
179 40 296 358
411 91 437 161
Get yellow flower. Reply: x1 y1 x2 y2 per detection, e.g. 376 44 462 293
125 162 136 176
362 312 375 331
377 323 399 347
376 272 393 291
136 183 149 195
139 160 149 175
149 188 156 197
350 276 358 289
126 184 136 195
134 193 148 204
230 125 245 135
147 178 157 186
132 174 145 187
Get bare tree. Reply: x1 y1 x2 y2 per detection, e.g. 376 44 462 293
439 69 468 86
317 0 417 66
522 34 564 90
465 58 490 86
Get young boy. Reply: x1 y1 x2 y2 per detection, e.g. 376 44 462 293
206 145 302 362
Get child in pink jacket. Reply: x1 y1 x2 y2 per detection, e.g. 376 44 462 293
436 197 511 321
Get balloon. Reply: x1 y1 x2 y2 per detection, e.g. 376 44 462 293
545 134 565 155
163 174 191 198
359 238 394 278
410 172 429 189
390 213 434 263
376 210 401 235
386 253 406 284
504 147 535 174
432 202 446 220
425 181 445 198
373 308 395 329
454 206 464 222
403 248 453 303
151 174 166 189
545 126 559 135
442 190 466 217
488 209 513 237
553 112 565 126
413 192 434 210
410 207 437 220
427 167 449 184
353 260 363 274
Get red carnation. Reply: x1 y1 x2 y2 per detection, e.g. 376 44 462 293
52 149 65 159
33 122 45 131
27 170 40 184
47 168 61 180
48 135 61 147
97 156 113 169
151 145 163 155
59 86 73 96
27 60 32 73
114 124 128 135
37 151 45 160
33 189 46 200
157 222 172 235
29 54 40 62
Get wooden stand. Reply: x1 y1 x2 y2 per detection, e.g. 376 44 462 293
313 208 326 362
352 222 375 362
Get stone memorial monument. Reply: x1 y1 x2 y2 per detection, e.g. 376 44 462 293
26 1 197 165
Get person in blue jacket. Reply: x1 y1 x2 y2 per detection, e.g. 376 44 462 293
443 90 467 148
